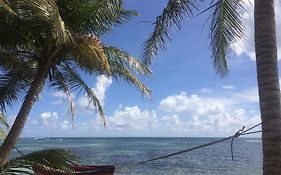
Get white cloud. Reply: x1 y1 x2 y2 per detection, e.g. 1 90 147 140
221 85 236 90
107 106 159 130
159 91 225 116
74 90 260 137
23 88 261 137
231 0 281 60
40 112 59 127
78 75 112 109
28 112 71 131
186 109 260 136
156 91 260 136
94 75 112 105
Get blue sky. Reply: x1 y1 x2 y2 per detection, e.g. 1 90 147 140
6 0 281 137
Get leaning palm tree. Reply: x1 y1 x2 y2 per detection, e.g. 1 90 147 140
0 0 151 165
143 0 280 174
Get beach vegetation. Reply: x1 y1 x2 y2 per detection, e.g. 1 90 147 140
0 149 78 175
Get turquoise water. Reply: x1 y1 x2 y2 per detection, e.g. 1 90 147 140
14 137 262 175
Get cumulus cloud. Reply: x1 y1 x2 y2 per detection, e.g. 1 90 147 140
231 0 281 60
159 92 225 116
29 112 70 131
108 106 159 130
75 92 260 137
40 112 59 127
23 88 261 137
186 109 260 136
78 75 112 109
156 91 260 136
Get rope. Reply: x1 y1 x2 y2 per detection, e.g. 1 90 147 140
138 135 234 164
230 126 245 161
137 121 263 164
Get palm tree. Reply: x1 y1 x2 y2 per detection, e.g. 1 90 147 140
0 0 151 165
143 0 280 174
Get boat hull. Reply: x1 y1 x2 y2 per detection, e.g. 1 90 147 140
33 165 115 175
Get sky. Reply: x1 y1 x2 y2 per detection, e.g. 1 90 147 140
6 0 281 137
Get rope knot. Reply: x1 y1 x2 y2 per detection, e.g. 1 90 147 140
231 126 245 161
234 126 245 138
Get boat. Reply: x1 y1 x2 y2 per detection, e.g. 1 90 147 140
33 165 115 175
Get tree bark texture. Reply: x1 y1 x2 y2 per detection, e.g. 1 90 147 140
254 0 281 174
0 63 48 165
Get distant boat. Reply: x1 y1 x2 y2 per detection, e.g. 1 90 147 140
33 165 115 175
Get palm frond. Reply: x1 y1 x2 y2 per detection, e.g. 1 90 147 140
142 0 199 65
49 67 76 129
0 50 39 71
0 10 29 49
0 51 20 71
57 0 138 36
50 64 105 125
104 46 152 76
0 60 36 111
209 0 244 77
0 149 78 175
15 0 72 46
0 0 16 15
110 64 151 96
69 34 111 75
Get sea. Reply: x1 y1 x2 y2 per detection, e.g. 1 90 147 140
14 137 262 175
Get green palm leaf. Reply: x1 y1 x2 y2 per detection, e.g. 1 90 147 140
49 68 76 128
104 47 152 76
142 0 198 65
0 61 36 111
209 0 244 76
0 149 78 175
57 0 138 36
110 63 151 96
50 64 105 125
0 51 21 71
15 0 72 45
104 47 151 95
0 9 28 49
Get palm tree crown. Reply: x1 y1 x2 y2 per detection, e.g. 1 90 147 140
0 0 151 122
0 0 151 165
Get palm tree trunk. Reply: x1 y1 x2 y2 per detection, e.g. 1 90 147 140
254 0 281 174
0 63 49 165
